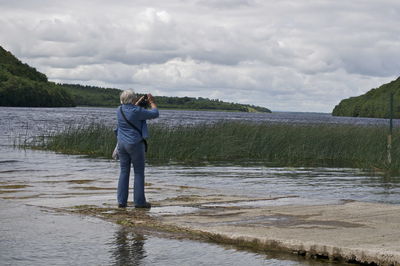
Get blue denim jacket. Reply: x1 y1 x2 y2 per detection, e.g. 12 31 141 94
116 104 159 144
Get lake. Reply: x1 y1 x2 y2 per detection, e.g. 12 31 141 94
1 106 399 265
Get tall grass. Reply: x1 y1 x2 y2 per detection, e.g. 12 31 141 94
23 122 400 171
27 123 117 157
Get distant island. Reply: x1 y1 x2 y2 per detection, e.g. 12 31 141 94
332 77 400 118
0 46 271 113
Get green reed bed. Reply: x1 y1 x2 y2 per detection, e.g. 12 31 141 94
24 122 400 171
26 123 117 157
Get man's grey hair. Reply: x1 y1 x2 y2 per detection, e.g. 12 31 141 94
120 90 137 104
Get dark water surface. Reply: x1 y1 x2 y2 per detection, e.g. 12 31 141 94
1 107 400 265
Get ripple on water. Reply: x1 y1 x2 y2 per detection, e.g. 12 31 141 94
0 160 20 163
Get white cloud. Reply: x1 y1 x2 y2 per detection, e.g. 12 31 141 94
0 0 399 112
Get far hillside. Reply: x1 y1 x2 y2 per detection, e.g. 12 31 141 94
332 77 400 118
60 83 271 112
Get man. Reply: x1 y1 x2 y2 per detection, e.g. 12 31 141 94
116 90 159 208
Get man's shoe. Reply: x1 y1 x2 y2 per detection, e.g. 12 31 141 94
118 203 127 208
135 202 151 209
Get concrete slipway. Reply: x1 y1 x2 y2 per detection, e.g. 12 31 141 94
70 192 400 266
159 198 400 265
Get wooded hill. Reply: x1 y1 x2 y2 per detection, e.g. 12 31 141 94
332 77 400 118
0 46 75 107
0 45 271 112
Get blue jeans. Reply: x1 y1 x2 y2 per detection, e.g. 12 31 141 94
117 141 146 206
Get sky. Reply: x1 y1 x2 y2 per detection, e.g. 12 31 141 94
1 0 399 112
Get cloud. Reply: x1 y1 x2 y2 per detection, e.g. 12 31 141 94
0 0 399 112
196 0 256 9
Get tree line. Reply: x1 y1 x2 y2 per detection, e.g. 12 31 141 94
59 83 271 112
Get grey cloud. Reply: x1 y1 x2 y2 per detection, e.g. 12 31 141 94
28 56 103 69
34 19 79 43
47 63 137 85
196 0 256 9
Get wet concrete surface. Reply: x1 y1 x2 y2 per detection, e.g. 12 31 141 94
158 198 400 265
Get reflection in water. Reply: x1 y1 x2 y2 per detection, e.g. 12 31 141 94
112 228 146 266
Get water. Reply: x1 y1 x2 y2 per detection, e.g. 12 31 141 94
1 106 399 265
1 106 399 145
3 201 309 266
0 148 354 266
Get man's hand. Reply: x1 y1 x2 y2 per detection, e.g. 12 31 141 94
147 94 155 103
147 93 157 109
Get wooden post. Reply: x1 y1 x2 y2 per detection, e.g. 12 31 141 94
387 93 394 165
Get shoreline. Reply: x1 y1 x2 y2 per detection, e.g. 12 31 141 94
0 105 271 113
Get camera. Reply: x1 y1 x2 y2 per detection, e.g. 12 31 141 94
137 94 150 109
